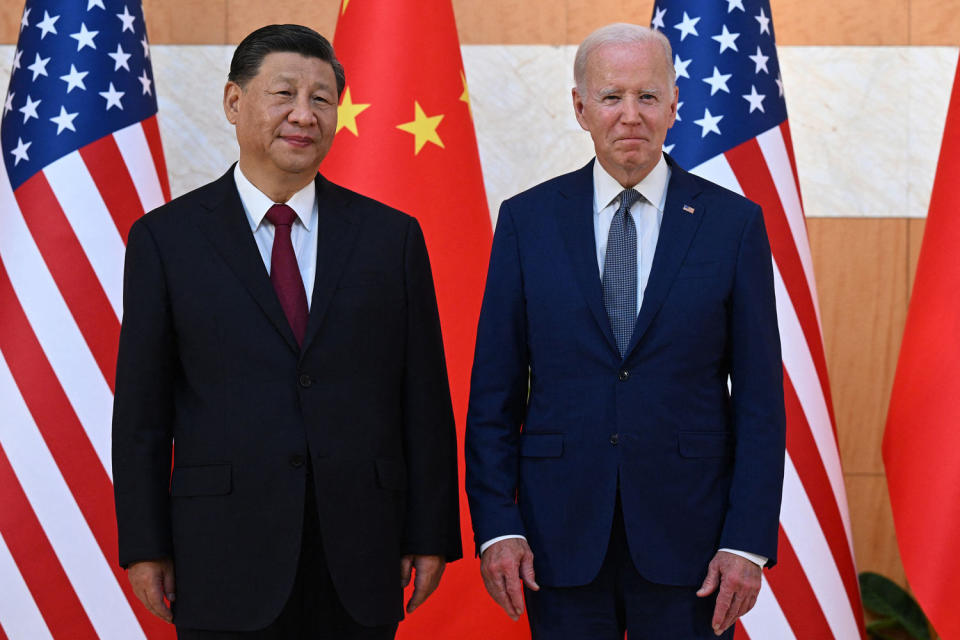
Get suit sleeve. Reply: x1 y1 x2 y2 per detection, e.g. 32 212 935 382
465 202 530 555
720 203 787 567
112 218 176 568
400 218 463 561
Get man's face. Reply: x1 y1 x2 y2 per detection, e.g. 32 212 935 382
224 51 338 186
573 40 678 186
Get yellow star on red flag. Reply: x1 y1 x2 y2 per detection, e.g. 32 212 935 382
459 70 471 114
336 87 370 136
396 101 444 154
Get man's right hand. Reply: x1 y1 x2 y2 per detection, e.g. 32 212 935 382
127 558 176 623
480 538 539 620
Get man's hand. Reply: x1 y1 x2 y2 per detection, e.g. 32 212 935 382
696 550 762 636
127 558 175 623
400 554 446 614
480 538 539 621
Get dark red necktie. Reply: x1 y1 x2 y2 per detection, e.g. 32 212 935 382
265 204 308 346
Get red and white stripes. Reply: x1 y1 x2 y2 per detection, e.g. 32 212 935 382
0 116 174 639
692 122 865 640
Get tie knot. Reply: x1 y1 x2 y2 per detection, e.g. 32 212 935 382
618 189 642 214
266 203 297 228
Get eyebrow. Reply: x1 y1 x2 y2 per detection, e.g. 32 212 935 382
597 87 662 97
271 75 334 91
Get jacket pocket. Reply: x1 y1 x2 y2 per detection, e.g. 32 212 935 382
337 272 389 289
519 433 564 458
678 432 733 458
375 459 407 491
170 464 232 496
676 261 729 280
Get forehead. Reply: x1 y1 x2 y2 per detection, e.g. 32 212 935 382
253 51 335 84
584 41 671 87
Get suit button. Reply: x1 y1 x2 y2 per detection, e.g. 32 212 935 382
618 369 630 381
610 434 619 445
289 455 305 468
298 374 313 388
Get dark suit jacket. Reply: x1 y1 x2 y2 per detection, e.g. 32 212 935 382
112 167 462 630
466 156 785 588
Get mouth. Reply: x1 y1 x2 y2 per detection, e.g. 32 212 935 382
281 135 314 148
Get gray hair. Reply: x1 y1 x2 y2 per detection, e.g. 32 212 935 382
573 23 675 92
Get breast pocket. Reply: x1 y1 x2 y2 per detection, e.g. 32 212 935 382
675 261 732 280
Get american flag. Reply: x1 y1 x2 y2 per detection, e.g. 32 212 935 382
0 1 172 638
653 1 865 638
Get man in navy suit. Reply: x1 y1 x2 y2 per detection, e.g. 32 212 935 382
112 25 461 639
465 23 785 639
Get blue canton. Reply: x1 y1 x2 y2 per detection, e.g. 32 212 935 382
2 0 158 190
652 0 787 169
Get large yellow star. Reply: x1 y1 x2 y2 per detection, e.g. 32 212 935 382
341 0 350 15
336 87 370 136
396 101 444 155
459 70 471 114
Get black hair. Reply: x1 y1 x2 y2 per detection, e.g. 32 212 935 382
228 24 345 97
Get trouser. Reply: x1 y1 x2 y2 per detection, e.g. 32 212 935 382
177 468 398 640
525 497 734 640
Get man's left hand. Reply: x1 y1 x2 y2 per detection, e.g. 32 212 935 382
400 554 446 614
696 550 762 636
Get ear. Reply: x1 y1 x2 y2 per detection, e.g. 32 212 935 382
223 81 242 125
667 84 679 128
572 86 589 132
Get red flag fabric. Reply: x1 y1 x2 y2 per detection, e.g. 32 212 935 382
883 59 960 640
323 2 527 638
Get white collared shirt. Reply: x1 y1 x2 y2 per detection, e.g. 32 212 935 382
233 164 319 308
592 153 670 316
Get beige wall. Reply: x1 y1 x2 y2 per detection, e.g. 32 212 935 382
3 0 958 592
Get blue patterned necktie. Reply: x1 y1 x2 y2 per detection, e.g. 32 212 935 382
602 189 642 356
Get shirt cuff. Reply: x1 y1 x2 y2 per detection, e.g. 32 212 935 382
719 548 768 568
480 535 527 556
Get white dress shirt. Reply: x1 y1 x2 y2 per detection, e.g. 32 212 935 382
481 155 767 569
233 164 319 308
593 153 669 314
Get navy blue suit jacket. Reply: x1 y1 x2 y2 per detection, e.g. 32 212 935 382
465 156 786 588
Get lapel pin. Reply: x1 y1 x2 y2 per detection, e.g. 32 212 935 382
682 204 695 214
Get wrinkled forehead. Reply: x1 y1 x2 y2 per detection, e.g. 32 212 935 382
583 41 673 87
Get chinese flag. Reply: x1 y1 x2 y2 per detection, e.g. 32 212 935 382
883 59 960 640
323 2 527 638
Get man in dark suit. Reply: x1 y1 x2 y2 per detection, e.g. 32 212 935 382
112 24 461 639
466 23 785 639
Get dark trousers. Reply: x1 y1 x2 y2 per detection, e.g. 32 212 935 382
525 498 734 640
177 474 398 640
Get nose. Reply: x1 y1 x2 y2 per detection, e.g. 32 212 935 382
288 94 317 127
621 96 642 123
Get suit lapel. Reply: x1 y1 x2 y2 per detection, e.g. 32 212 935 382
555 161 619 354
195 166 300 353
298 174 361 359
625 158 705 357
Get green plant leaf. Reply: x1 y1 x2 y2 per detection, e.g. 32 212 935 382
859 572 931 640
867 618 905 640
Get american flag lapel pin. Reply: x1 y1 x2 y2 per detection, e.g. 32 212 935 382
682 204 695 214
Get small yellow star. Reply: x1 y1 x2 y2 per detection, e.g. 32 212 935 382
336 87 370 136
396 101 444 155
341 0 350 15
459 70 471 114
